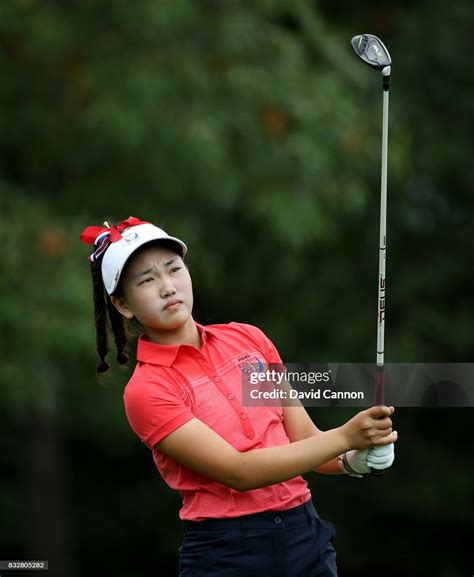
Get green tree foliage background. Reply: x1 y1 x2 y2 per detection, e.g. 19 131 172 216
0 1 473 576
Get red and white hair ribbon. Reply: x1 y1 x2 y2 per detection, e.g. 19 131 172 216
80 216 150 262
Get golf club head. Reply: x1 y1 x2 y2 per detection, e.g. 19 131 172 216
351 34 391 71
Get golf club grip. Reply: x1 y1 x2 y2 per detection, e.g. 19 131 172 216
371 367 385 477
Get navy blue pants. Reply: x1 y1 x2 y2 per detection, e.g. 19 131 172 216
179 500 337 576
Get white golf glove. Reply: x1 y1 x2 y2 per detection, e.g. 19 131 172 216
341 444 395 477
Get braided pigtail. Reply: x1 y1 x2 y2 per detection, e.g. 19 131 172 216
82 217 144 376
90 260 110 374
106 295 129 366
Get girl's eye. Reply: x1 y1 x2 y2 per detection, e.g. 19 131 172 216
170 267 181 273
139 277 153 285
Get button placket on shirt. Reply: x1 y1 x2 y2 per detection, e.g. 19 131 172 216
191 347 255 439
219 381 254 437
210 376 254 438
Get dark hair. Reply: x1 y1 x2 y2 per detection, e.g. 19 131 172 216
90 259 129 374
89 238 185 375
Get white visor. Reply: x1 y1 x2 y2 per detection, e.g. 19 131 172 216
101 223 187 294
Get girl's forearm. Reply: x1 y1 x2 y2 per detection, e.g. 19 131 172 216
234 428 349 491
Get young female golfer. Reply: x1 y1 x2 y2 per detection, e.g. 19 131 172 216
80 216 396 577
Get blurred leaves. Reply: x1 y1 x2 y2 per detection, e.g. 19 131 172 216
1 194 92 416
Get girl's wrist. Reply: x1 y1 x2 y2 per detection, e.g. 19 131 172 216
332 426 351 454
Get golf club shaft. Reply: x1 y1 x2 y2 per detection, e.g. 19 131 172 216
371 76 390 477
376 85 389 386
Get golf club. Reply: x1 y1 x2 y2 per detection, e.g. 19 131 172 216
351 33 392 477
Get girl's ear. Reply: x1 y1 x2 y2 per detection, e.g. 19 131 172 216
110 295 134 320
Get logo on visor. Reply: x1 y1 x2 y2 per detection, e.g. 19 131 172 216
123 231 140 244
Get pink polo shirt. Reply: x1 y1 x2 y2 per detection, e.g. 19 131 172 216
123 322 311 521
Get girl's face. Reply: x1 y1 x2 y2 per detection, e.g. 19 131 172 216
111 244 194 336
